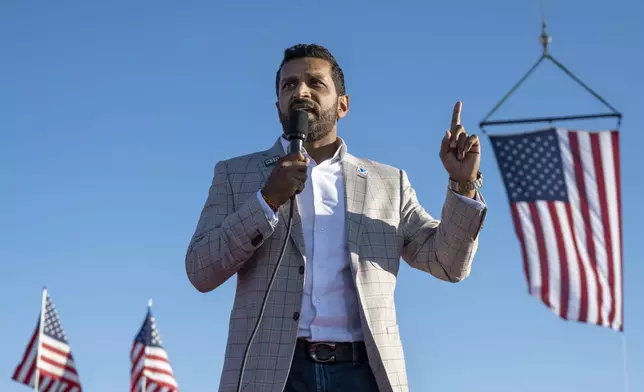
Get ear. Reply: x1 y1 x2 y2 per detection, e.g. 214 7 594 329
337 95 350 119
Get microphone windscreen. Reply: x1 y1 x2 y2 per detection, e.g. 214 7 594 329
288 109 309 137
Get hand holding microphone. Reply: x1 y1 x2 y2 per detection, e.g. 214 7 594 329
261 153 308 209
261 109 309 210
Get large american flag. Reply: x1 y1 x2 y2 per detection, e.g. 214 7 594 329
490 127 623 331
131 305 179 392
12 289 83 391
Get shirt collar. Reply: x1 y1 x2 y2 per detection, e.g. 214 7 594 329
279 135 347 164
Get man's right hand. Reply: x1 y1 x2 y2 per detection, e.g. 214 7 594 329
261 152 309 209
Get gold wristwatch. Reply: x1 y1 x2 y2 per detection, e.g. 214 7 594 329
448 171 483 194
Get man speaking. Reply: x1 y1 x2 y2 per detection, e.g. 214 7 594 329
185 44 487 392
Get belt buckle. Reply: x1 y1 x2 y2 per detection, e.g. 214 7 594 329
309 342 336 363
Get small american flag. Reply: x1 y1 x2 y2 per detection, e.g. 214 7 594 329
131 302 179 392
490 128 623 331
11 288 83 391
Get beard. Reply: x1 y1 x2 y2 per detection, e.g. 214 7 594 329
280 98 338 142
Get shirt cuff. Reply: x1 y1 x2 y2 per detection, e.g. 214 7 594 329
451 190 487 210
256 190 279 227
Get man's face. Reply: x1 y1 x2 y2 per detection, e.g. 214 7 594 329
276 57 349 142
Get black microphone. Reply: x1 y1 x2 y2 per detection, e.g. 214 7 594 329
285 109 308 155
285 109 308 197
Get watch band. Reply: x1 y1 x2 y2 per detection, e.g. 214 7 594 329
448 171 483 193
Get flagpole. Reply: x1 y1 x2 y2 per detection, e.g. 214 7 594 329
621 333 630 392
34 287 47 392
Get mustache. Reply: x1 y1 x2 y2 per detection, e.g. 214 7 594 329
289 99 319 115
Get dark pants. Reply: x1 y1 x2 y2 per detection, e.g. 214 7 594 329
284 339 380 392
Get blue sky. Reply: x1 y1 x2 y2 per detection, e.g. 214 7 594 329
1 0 642 391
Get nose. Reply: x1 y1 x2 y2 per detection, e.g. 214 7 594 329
295 81 311 99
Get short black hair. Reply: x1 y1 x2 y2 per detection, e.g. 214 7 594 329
275 43 346 97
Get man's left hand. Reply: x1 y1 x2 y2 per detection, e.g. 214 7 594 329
439 101 480 194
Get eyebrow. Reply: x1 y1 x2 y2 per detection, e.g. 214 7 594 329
306 71 328 80
281 71 329 85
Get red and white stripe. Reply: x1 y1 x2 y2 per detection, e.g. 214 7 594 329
130 342 179 392
511 129 623 331
12 326 83 391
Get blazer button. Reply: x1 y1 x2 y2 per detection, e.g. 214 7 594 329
251 234 263 246
292 312 299 321
298 266 305 274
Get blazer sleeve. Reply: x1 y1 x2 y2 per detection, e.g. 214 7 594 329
185 160 276 292
398 169 487 282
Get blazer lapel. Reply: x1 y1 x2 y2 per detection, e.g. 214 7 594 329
258 137 306 258
258 138 285 183
342 154 368 256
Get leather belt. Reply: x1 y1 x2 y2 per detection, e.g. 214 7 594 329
295 338 369 364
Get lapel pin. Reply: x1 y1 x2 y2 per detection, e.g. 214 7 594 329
264 156 280 167
357 167 368 177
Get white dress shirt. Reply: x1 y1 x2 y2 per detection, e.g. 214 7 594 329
257 137 485 342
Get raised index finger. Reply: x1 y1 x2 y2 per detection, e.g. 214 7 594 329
451 101 462 130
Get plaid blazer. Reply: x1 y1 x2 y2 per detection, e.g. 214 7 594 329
186 137 487 392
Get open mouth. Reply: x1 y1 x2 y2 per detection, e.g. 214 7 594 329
291 102 317 114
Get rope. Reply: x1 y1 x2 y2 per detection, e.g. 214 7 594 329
546 54 622 117
479 55 546 133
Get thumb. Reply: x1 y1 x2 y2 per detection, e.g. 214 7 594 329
296 152 311 165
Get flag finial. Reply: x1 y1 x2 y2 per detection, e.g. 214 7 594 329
539 18 551 55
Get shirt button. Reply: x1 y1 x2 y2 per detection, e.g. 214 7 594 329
292 312 300 321
299 266 305 274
